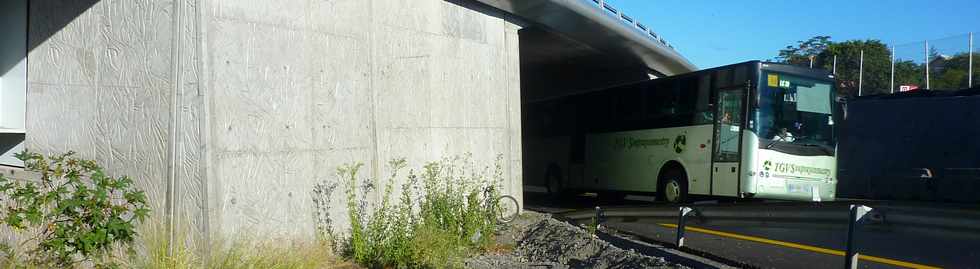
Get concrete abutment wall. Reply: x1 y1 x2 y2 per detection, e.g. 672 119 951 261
25 0 521 249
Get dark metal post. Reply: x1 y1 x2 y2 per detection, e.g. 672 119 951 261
845 205 873 269
676 206 694 247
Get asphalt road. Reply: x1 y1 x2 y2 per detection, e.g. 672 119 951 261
524 191 980 269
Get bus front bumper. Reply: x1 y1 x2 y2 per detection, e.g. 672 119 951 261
751 176 836 202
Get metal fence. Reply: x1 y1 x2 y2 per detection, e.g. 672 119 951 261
830 33 976 96
589 0 676 51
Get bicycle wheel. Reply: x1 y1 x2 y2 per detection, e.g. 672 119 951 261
496 195 520 223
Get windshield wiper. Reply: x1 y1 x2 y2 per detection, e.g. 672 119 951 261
766 140 778 149
765 140 833 155
768 135 805 149
799 143 834 154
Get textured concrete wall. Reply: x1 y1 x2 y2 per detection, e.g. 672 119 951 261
26 0 521 247
27 0 208 246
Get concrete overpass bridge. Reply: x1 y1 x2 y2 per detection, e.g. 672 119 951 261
1 0 699 248
460 0 697 101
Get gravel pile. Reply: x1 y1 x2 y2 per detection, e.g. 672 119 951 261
464 253 566 269
465 212 687 269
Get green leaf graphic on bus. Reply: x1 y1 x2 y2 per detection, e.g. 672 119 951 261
673 135 686 153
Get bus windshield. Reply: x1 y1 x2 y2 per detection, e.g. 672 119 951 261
755 72 836 155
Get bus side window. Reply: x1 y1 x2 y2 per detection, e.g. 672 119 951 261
676 77 698 125
646 81 674 121
557 99 576 136
586 92 610 132
616 85 643 123
733 64 748 85
529 102 551 136
694 75 713 124
715 68 733 89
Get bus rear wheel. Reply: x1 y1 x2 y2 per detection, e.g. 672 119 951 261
545 165 564 197
658 169 688 203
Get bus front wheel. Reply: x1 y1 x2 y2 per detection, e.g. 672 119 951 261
658 169 688 203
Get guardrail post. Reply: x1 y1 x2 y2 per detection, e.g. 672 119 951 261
676 206 694 247
594 206 604 228
845 204 873 269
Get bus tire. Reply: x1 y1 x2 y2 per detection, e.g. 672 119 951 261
545 165 564 197
658 169 688 203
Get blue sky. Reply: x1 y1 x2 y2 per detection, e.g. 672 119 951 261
604 0 980 69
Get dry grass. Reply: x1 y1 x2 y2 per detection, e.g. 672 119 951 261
482 243 515 255
208 240 357 269
0 219 357 269
118 221 359 269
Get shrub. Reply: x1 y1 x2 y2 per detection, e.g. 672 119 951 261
337 155 507 268
0 151 149 267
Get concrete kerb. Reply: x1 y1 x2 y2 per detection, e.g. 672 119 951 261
547 211 739 269
558 201 980 236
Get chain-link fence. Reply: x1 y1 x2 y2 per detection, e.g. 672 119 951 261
828 32 975 97
892 40 927 92
926 34 972 90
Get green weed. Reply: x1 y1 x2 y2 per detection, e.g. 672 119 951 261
339 155 507 268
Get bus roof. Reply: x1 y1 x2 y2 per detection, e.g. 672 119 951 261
760 62 835 81
524 60 835 104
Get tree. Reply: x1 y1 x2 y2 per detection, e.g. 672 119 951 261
776 36 832 67
813 40 893 96
893 60 924 90
777 37 976 96
929 52 977 90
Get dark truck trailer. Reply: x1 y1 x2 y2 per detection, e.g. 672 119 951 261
837 88 980 202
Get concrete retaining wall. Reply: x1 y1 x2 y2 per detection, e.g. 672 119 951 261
25 0 521 247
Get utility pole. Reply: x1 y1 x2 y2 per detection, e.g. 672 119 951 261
833 55 837 75
970 32 974 88
890 47 896 93
925 40 930 90
859 50 864 96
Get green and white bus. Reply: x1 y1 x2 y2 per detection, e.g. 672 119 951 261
523 61 838 203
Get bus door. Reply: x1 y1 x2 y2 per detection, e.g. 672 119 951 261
711 86 745 196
